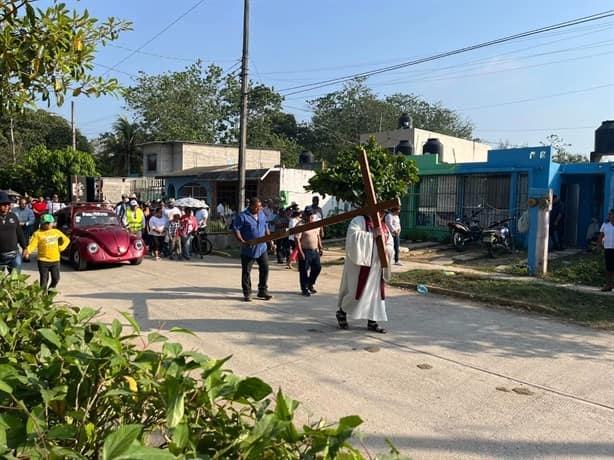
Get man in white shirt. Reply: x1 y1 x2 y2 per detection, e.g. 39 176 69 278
163 198 182 220
195 205 209 228
598 209 614 291
385 207 402 265
46 194 65 215
216 202 225 220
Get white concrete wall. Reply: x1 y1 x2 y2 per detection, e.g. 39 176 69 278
142 142 281 176
360 128 490 163
279 168 317 210
101 177 134 203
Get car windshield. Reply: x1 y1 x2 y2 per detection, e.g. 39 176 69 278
74 211 119 228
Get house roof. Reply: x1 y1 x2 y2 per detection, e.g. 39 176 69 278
159 165 278 181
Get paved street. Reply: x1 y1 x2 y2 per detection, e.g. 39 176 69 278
21 254 614 460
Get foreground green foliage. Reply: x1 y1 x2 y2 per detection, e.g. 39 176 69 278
0 1 131 113
391 269 614 330
0 272 406 459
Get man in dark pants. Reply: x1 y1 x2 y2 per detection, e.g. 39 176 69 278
296 210 322 296
0 190 26 273
232 197 274 302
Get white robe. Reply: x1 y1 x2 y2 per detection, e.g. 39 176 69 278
337 216 394 322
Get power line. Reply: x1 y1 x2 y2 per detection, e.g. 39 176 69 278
262 20 614 78
456 81 614 111
277 10 614 97
476 126 595 133
103 0 208 76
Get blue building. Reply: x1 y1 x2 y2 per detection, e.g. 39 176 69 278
404 145 614 272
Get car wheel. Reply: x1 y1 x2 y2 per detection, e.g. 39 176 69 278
130 257 143 265
72 248 88 271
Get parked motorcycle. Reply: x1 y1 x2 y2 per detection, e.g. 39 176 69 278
447 208 484 251
482 217 515 258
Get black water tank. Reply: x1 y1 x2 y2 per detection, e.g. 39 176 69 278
423 138 444 155
299 150 314 164
595 120 614 155
398 113 412 129
395 140 413 155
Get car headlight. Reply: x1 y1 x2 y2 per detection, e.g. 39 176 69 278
87 242 99 253
134 240 144 250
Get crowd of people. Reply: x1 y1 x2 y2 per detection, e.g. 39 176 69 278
0 189 401 333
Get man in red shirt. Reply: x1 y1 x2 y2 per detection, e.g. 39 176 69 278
32 196 48 228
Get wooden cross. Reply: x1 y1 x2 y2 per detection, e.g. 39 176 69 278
247 148 398 268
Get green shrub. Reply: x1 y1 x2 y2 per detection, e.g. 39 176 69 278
0 271 406 459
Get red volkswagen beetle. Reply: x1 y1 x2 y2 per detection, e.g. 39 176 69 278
54 204 145 270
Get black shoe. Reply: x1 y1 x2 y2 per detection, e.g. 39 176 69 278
308 286 317 294
257 291 272 300
243 295 252 302
301 291 311 297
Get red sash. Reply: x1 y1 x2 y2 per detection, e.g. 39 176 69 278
355 216 386 300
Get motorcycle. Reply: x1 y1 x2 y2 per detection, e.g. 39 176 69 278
448 208 483 251
482 217 515 258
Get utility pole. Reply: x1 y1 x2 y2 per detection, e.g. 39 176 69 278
9 117 16 163
237 0 249 211
71 100 76 151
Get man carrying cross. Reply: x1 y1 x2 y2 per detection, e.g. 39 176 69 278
247 143 413 333
335 214 394 333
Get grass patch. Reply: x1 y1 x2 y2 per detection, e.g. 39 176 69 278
545 251 604 287
391 269 614 330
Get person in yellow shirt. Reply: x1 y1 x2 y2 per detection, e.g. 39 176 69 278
23 214 70 294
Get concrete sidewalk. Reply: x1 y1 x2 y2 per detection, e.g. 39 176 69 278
25 254 614 460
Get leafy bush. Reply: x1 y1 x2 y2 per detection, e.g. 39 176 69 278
0 271 406 459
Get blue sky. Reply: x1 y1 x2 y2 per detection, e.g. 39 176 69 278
43 0 614 156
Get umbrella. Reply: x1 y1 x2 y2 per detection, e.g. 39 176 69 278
174 197 209 208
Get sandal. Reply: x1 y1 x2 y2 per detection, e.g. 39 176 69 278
367 320 387 334
336 309 348 329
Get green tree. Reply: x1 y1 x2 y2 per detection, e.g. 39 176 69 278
0 1 131 113
302 78 473 164
125 62 302 166
19 145 98 198
96 116 145 176
223 80 302 166
543 134 588 163
306 137 419 206
0 109 91 163
124 61 229 142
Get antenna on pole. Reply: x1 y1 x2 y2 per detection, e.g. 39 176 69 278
237 0 249 211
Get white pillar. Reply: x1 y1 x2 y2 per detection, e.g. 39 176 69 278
535 189 553 275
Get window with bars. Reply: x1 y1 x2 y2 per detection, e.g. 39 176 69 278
179 183 208 201
516 173 528 213
416 175 459 227
462 174 511 225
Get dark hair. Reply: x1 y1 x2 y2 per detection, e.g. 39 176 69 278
248 197 261 206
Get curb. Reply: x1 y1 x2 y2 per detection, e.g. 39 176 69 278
391 281 559 316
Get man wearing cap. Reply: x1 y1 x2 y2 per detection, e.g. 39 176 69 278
126 200 145 237
0 190 26 273
115 194 130 226
164 198 182 221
